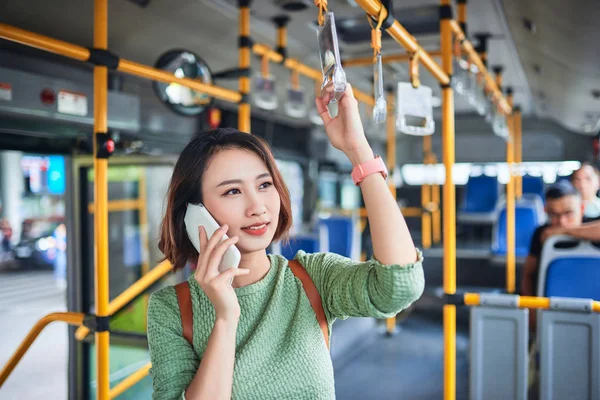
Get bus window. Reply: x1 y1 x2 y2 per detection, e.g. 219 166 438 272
341 178 361 210
318 172 338 209
275 159 304 234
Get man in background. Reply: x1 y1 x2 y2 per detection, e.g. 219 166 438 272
521 181 600 298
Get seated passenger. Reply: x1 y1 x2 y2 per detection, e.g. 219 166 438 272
520 181 600 298
571 162 600 218
147 85 425 400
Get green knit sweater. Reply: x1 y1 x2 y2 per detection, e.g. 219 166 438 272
147 250 425 400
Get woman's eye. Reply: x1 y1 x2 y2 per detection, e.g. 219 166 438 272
259 181 273 189
225 188 241 196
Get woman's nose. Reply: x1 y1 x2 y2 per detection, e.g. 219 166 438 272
246 193 267 217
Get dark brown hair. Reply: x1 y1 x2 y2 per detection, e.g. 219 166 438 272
159 128 292 270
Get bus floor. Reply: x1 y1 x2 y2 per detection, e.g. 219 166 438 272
333 312 470 400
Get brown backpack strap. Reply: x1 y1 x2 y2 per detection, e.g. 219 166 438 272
175 281 193 347
288 260 329 349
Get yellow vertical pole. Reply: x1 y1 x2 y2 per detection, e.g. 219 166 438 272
422 136 432 249
431 153 442 244
440 1 456 399
385 90 397 335
238 0 251 133
514 107 523 199
505 90 516 293
139 173 149 276
138 173 150 329
93 0 110 399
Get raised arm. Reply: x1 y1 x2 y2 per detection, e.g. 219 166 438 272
316 85 417 265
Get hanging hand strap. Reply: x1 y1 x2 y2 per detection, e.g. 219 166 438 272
175 281 194 346
409 46 422 88
367 7 386 64
314 0 328 26
291 69 300 90
288 260 329 350
453 36 462 58
261 50 270 79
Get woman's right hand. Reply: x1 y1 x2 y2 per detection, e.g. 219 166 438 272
194 225 249 322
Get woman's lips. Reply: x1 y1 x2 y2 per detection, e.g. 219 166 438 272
241 222 269 236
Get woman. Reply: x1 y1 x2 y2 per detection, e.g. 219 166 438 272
147 84 425 399
571 162 600 218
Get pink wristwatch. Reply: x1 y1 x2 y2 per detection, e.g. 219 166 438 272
351 155 388 186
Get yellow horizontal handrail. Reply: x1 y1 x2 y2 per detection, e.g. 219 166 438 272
320 206 422 219
355 0 450 86
109 362 152 399
74 260 173 340
449 20 511 115
117 59 241 103
0 312 85 388
0 23 242 104
252 43 376 107
88 199 143 213
463 293 600 312
0 23 90 61
343 51 443 67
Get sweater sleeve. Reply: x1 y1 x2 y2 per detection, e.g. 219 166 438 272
147 286 199 400
295 250 425 322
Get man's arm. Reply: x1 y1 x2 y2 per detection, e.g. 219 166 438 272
541 220 600 242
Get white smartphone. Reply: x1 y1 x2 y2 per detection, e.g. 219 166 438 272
184 203 241 273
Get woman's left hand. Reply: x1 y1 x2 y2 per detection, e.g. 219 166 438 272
316 84 374 166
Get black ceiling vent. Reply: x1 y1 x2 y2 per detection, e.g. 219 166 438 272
126 0 151 7
274 0 311 12
322 5 440 44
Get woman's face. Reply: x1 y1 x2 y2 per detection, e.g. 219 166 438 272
572 165 600 201
201 148 281 254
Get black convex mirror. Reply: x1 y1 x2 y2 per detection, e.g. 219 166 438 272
153 49 214 116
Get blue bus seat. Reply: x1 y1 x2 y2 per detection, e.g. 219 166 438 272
537 235 600 300
521 175 545 202
278 235 322 260
319 216 354 258
458 174 501 224
491 205 539 259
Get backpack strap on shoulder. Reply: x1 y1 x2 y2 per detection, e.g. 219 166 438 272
288 260 329 349
175 281 193 347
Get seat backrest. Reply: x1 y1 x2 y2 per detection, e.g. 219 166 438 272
280 235 321 260
461 174 499 213
319 216 354 258
519 193 546 223
521 175 545 199
491 205 539 257
537 235 600 300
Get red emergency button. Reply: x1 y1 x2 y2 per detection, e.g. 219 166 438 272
105 139 115 154
41 88 55 105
